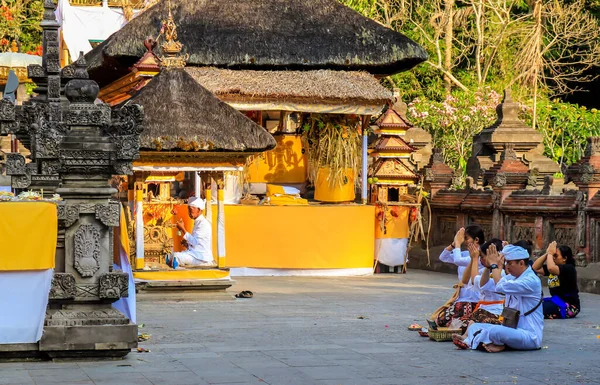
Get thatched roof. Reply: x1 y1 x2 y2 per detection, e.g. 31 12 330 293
185 67 392 105
123 68 276 152
85 0 427 87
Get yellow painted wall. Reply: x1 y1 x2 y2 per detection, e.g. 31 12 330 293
247 134 307 184
146 203 376 270
222 205 375 269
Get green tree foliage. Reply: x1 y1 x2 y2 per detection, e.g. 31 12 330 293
0 0 43 54
341 0 600 171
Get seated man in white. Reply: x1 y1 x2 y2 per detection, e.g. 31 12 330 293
166 197 216 268
454 245 543 352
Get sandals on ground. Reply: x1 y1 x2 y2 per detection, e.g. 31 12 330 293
235 290 253 298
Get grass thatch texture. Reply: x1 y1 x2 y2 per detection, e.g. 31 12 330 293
303 114 361 188
85 0 427 87
186 67 393 104
123 68 276 152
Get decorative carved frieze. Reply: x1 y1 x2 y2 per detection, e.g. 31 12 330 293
57 204 80 228
5 153 27 175
98 272 129 299
95 202 121 227
49 273 76 299
45 309 129 326
73 224 101 277
27 64 46 79
11 174 31 189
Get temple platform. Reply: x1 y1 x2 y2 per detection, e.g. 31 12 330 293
134 267 234 293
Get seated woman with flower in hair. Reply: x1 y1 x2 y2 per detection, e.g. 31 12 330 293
532 241 580 319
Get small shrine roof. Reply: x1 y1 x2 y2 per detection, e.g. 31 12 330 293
370 158 418 180
372 136 414 152
121 67 276 153
374 106 413 129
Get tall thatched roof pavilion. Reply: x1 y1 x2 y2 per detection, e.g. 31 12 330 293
85 0 427 87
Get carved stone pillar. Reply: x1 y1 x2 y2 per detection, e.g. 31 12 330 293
0 0 143 358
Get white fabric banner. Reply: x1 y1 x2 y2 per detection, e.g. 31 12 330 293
0 269 53 344
56 0 136 61
375 238 409 267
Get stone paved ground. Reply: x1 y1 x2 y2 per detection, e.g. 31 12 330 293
1 271 600 385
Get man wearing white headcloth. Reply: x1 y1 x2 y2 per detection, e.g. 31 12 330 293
454 245 543 352
166 197 215 268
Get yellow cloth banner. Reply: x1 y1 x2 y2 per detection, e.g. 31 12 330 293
0 202 57 271
223 205 374 269
375 206 410 239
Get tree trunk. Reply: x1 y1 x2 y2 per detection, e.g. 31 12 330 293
444 0 455 93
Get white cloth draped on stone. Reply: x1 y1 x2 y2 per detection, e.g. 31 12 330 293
0 269 53 344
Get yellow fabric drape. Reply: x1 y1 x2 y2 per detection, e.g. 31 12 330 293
114 207 130 265
0 202 57 271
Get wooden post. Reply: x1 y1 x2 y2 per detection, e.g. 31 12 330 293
216 173 226 268
135 190 145 270
194 171 201 199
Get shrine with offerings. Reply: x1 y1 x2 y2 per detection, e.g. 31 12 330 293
76 0 428 279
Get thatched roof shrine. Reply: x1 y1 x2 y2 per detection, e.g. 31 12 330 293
124 68 276 154
85 0 427 87
187 67 392 105
185 67 392 115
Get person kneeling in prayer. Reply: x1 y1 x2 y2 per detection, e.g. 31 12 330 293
454 245 543 352
433 226 485 329
166 197 216 269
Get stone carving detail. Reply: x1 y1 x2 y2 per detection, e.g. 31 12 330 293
493 172 507 187
65 105 111 127
41 160 60 175
47 75 61 99
95 202 121 227
49 273 76 299
109 105 144 136
0 99 16 122
98 272 129 299
501 144 518 161
27 64 45 79
553 226 577 254
57 204 80 228
11 174 31 189
527 168 539 187
116 135 140 160
45 309 129 326
113 161 134 175
576 252 588 268
580 164 594 184
76 284 99 298
512 225 535 244
73 224 101 277
5 153 27 175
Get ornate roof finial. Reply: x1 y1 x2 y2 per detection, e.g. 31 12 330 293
159 0 188 68
10 41 18 52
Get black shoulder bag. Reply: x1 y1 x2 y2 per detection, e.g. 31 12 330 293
501 295 543 329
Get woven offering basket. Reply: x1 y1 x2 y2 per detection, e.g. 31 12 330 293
428 328 461 342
